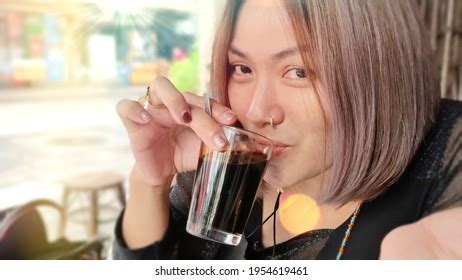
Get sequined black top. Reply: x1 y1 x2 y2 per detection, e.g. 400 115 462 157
112 98 462 260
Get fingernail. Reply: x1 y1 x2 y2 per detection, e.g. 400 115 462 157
181 110 192 123
213 133 227 148
223 111 235 121
140 111 151 123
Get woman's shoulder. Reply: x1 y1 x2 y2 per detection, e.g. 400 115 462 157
408 98 461 177
366 98 461 216
409 98 462 215
423 98 462 214
437 99 462 171
434 98 462 135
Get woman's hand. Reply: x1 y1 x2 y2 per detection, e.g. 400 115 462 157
380 207 462 259
116 77 237 187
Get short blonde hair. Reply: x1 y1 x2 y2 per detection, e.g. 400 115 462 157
210 0 440 205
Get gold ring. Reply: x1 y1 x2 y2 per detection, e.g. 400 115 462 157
138 86 151 109
269 116 274 127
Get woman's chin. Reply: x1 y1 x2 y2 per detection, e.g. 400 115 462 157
264 158 295 187
262 166 320 190
263 169 289 189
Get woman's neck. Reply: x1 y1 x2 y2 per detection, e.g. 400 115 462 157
260 165 332 201
259 172 360 248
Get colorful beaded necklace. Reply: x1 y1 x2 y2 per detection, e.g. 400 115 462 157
336 201 363 260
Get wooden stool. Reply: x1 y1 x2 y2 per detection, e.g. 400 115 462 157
61 172 126 237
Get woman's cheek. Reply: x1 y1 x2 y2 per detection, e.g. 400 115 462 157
227 84 250 116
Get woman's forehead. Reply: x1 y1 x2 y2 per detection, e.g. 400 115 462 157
235 0 290 35
244 0 283 8
230 0 297 59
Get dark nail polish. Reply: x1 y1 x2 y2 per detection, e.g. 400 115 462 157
182 111 192 123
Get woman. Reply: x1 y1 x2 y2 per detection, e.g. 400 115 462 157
113 0 462 259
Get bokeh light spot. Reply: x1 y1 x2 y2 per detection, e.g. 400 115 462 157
278 193 321 235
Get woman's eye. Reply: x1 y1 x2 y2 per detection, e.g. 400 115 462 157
232 64 252 75
284 68 307 79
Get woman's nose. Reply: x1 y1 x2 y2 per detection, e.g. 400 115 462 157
245 79 284 127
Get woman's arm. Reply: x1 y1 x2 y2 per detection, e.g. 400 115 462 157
112 170 225 259
380 207 462 259
122 164 173 249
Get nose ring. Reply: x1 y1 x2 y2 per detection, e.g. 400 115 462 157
269 115 274 127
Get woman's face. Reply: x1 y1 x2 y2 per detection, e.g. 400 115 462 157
227 0 332 190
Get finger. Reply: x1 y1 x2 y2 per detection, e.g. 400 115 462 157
116 99 152 125
186 105 229 150
181 92 237 125
149 77 192 124
146 106 179 128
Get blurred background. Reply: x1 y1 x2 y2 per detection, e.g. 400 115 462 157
0 0 225 259
0 0 460 259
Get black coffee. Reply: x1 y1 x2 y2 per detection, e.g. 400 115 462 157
194 150 268 234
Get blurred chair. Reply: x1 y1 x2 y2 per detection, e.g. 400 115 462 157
61 172 125 237
418 0 462 100
0 199 104 260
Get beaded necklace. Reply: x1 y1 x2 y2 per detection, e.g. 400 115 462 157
246 189 364 260
336 201 363 260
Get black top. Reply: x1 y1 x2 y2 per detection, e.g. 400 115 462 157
112 98 462 260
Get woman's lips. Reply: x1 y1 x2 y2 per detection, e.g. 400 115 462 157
254 138 290 158
270 145 290 158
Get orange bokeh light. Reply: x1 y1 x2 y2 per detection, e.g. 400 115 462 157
278 193 321 235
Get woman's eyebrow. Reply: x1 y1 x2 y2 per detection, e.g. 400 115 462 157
229 46 249 59
271 47 299 61
229 45 299 61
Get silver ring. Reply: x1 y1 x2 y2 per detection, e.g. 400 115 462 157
269 116 274 127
